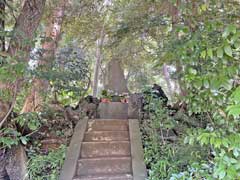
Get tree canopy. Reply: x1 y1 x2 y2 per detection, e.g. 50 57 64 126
1 0 240 179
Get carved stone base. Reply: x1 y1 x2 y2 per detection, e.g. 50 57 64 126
99 102 128 119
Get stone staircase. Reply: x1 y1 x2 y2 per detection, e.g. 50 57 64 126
74 119 133 180
60 117 146 180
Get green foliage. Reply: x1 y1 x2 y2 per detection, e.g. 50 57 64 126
27 145 66 180
140 98 177 180
160 20 240 180
16 112 42 131
140 92 208 179
0 128 21 149
101 89 111 99
227 87 240 118
0 59 26 82
33 44 91 105
0 112 43 148
173 23 239 115
2 0 240 179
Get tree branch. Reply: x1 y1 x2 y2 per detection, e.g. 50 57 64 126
0 79 19 129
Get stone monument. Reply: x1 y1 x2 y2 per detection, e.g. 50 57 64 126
104 59 129 94
99 59 129 119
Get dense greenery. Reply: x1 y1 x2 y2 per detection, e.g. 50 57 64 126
0 0 240 179
28 145 66 180
140 92 206 180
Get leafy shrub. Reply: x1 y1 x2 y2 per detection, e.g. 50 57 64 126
27 145 66 180
0 112 43 149
140 92 207 179
16 112 42 131
0 128 21 148
161 22 240 179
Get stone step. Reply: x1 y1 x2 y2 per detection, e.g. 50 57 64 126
83 131 129 142
76 157 132 176
87 119 129 131
73 174 133 180
81 141 130 158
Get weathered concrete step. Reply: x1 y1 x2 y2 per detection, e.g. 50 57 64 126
81 141 130 158
87 119 129 131
83 131 129 142
76 157 132 176
73 173 133 180
89 119 128 124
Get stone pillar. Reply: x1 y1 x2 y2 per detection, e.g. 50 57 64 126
128 93 142 119
105 60 129 94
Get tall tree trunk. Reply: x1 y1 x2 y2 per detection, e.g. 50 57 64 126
7 0 46 59
0 0 46 91
0 0 46 117
0 1 46 179
21 0 67 113
0 0 46 126
0 0 5 52
92 22 105 97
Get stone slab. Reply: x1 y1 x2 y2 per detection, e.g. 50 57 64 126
83 131 130 142
73 174 133 180
59 118 88 180
98 102 128 119
76 157 132 176
129 119 147 180
87 119 129 131
128 94 142 119
81 141 131 158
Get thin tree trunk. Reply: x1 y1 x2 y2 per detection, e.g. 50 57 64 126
176 63 187 97
21 0 67 113
171 0 180 24
92 22 105 97
163 64 173 97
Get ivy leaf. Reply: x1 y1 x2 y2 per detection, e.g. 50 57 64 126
228 25 237 34
224 45 233 57
207 48 213 58
211 79 221 90
184 137 189 144
230 87 240 103
189 68 197 75
200 50 206 58
201 4 207 11
221 79 232 90
218 170 226 179
217 48 224 58
233 149 239 158
20 136 28 145
204 79 210 88
223 25 237 37
227 105 240 117
223 30 230 38
234 41 240 49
